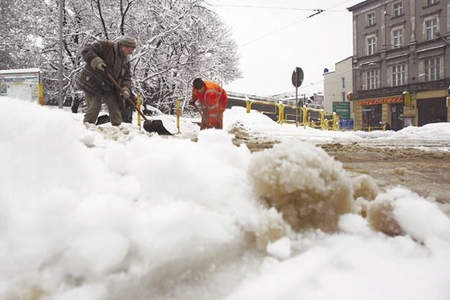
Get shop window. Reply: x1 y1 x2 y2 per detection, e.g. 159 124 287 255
362 104 382 129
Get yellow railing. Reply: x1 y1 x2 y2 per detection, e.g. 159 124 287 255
246 100 283 122
155 98 340 133
246 100 339 130
38 83 44 105
279 104 308 127
137 94 142 128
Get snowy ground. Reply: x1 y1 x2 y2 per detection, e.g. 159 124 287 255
1 97 449 300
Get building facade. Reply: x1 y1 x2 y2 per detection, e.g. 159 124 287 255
348 0 450 130
323 56 354 121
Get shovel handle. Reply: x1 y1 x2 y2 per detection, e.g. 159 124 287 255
191 102 213 129
105 71 149 122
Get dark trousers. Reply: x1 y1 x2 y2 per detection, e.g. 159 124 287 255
83 92 122 126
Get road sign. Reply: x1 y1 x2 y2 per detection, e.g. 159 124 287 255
291 67 303 88
332 101 350 119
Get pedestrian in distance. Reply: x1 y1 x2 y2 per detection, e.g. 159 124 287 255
76 35 137 126
189 78 228 129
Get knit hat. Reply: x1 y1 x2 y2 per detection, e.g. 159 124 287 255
118 36 137 48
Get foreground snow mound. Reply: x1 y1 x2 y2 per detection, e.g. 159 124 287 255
0 99 289 300
248 141 354 232
367 187 450 240
2 98 449 300
226 187 450 300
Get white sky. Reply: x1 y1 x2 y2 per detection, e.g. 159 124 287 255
1 97 449 299
207 0 361 96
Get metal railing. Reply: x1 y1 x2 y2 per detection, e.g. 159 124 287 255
245 99 339 130
167 98 340 133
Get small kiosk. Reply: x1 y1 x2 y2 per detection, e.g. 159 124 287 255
0 68 43 104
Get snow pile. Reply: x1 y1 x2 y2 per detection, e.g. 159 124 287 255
0 98 286 299
226 187 450 300
367 196 405 236
248 141 353 232
389 122 450 141
224 106 280 131
227 225 449 300
367 187 450 240
225 107 450 149
0 97 449 300
352 174 380 201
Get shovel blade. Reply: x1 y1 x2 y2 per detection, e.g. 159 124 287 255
96 114 110 125
143 119 173 135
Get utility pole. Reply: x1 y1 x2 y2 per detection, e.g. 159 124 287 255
58 0 64 108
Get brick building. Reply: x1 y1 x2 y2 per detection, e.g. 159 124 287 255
348 0 449 130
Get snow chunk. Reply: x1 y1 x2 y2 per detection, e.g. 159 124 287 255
249 141 353 232
266 237 291 259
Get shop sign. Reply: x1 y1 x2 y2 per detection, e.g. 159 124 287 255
359 95 403 106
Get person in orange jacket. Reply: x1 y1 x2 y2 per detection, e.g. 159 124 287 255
189 78 228 129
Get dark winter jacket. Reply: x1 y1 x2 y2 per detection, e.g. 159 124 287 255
76 40 132 95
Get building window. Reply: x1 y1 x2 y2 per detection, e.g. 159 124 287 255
424 57 441 81
393 1 403 17
365 69 379 90
367 35 377 55
341 77 346 88
367 12 375 26
425 0 437 7
392 27 404 48
424 16 439 40
392 64 407 86
342 92 346 101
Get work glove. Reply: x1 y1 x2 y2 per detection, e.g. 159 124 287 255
189 94 198 105
90 57 106 72
120 87 130 100
190 98 200 107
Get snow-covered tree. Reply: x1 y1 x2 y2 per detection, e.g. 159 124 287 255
1 0 240 111
0 0 46 69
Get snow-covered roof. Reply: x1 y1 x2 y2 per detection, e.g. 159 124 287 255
0 68 41 75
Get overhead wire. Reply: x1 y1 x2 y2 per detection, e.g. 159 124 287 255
208 4 329 12
206 0 359 93
206 0 357 47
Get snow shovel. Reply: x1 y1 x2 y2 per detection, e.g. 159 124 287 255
191 102 220 129
105 71 173 135
96 114 110 125
190 102 207 129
